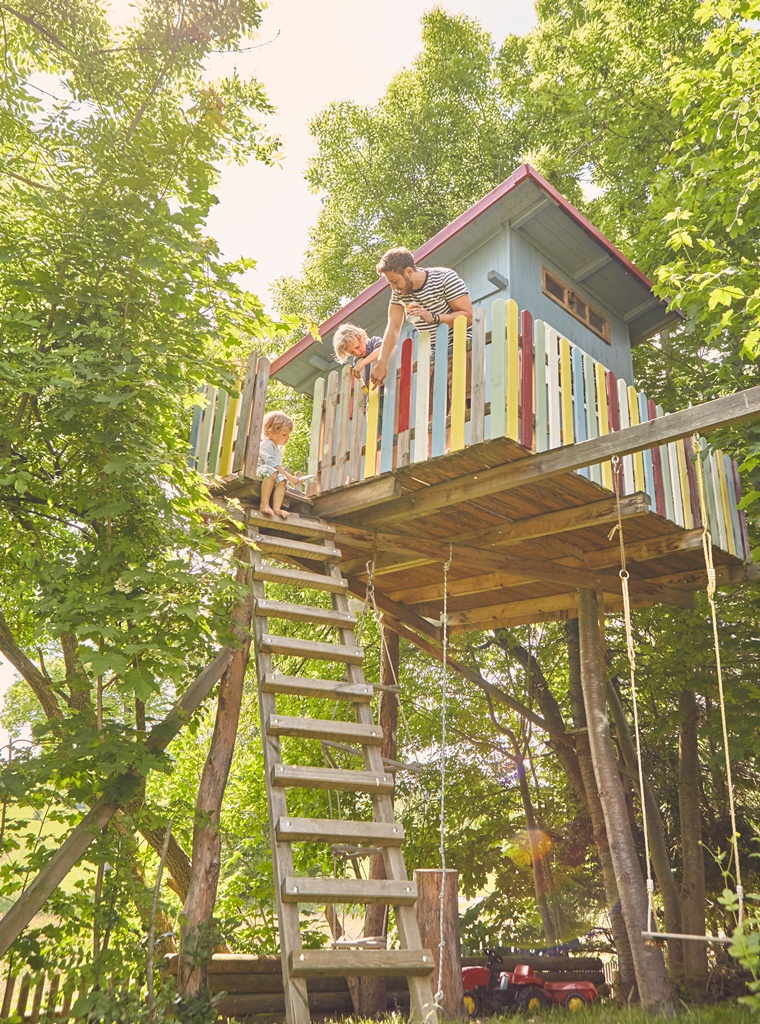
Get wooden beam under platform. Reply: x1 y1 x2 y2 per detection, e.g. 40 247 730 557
379 531 705 613
337 493 651 577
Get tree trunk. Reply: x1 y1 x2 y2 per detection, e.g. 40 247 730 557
566 620 636 996
139 821 193 901
414 869 465 1019
493 634 587 807
607 678 684 980
177 553 252 999
576 590 673 1014
679 689 709 997
515 752 557 945
359 626 398 1017
0 607 64 719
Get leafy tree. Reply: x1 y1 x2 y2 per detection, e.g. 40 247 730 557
273 9 528 331
0 0 280 987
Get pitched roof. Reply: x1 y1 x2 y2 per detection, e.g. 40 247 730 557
271 163 679 392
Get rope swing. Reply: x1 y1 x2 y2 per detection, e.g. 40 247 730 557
434 544 453 1016
610 444 743 944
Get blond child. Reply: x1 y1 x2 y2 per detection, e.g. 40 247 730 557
333 324 382 388
257 411 303 518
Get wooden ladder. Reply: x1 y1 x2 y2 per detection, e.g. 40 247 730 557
247 508 436 1024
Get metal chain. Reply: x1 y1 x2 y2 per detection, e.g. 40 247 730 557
691 436 743 924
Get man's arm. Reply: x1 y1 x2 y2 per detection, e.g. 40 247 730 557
370 302 405 387
406 294 473 330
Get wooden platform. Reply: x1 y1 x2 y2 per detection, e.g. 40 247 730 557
281 436 758 633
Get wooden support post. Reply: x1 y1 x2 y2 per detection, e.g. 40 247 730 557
178 547 253 998
414 869 465 1019
0 649 234 959
576 589 673 1013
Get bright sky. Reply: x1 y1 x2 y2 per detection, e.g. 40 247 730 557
197 0 538 309
0 1 538 723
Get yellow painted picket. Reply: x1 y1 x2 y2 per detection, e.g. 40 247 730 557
363 384 380 479
627 385 645 492
218 380 241 477
594 362 613 490
450 315 467 451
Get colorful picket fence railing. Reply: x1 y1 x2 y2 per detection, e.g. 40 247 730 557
306 299 749 559
188 351 271 479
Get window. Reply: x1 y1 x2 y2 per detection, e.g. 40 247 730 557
542 268 610 343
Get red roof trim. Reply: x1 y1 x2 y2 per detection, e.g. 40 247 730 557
271 164 660 378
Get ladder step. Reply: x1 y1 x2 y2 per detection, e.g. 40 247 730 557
282 877 417 905
248 509 336 537
272 765 393 793
261 675 373 702
253 564 348 593
266 715 382 745
275 817 405 845
260 634 364 664
255 535 342 562
332 845 383 858
289 949 435 978
256 599 356 629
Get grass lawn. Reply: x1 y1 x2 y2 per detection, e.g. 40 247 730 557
469 1003 753 1022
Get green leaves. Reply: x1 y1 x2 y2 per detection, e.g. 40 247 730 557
708 286 746 310
0 0 279 973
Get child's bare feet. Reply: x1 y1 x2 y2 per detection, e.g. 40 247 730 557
260 505 274 516
276 508 290 519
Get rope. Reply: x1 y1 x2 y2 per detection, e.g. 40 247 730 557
609 456 654 932
434 544 453 1014
692 436 743 924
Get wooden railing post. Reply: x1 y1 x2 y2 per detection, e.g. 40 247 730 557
242 354 270 481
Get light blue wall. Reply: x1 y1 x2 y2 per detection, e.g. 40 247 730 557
348 226 634 383
507 229 634 382
455 228 509 333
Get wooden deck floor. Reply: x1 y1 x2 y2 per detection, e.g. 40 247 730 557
224 436 756 635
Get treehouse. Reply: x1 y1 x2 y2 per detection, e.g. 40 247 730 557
5 172 759 1024
192 164 753 637
184 166 759 1024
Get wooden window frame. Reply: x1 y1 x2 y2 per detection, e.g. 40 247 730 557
542 267 611 343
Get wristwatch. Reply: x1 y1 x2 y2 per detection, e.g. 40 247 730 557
432 313 441 326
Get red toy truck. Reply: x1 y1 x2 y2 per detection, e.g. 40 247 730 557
462 949 599 1014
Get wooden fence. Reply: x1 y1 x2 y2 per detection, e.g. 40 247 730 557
188 351 270 479
0 966 146 1022
305 301 749 559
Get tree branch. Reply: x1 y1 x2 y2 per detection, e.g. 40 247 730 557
0 607 65 719
0 3 73 54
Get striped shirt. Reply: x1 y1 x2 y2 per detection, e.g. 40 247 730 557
390 266 471 342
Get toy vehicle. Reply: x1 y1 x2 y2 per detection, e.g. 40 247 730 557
462 948 599 1015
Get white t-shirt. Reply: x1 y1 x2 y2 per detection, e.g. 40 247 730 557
257 437 283 474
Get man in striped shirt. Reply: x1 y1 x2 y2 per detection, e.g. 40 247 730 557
370 247 473 387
